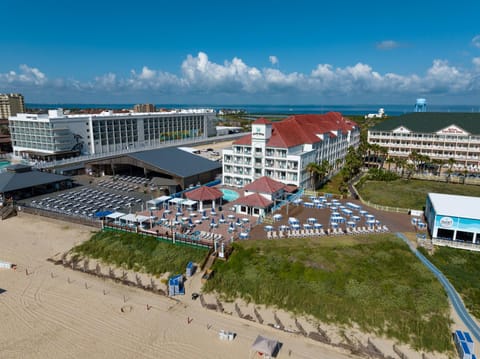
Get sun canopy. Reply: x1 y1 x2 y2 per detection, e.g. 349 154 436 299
169 197 185 205
146 196 171 207
251 335 279 357
106 211 126 220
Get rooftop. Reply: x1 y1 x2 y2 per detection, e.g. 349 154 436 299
0 167 70 193
234 112 357 148
428 193 480 221
127 147 222 178
370 112 480 134
244 176 285 194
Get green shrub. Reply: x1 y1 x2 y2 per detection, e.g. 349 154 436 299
73 230 208 276
205 235 452 353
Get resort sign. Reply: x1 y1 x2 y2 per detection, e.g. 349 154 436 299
437 125 468 136
439 216 454 228
252 126 265 138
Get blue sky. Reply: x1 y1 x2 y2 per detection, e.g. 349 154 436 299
2 0 480 105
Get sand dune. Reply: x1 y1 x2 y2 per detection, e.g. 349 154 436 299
0 214 362 359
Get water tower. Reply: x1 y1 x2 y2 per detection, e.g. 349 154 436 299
414 98 427 112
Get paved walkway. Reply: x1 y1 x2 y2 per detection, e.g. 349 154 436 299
396 232 480 342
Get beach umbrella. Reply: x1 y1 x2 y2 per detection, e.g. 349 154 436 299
221 213 224 221
236 217 240 224
313 223 323 229
162 212 167 219
188 217 193 225
264 225 273 231
229 222 235 231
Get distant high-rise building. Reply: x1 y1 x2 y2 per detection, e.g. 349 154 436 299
0 93 25 119
133 103 156 113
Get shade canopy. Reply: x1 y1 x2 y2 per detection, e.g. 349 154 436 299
251 335 279 357
185 186 223 201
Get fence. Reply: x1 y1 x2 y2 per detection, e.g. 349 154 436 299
352 175 411 214
21 205 103 228
432 238 480 252
103 224 212 249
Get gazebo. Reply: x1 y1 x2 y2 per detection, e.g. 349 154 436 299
250 335 280 358
235 193 273 217
185 186 223 211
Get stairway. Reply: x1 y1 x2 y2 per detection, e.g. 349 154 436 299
0 205 17 220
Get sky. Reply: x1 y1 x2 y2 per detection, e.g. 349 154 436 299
1 0 480 105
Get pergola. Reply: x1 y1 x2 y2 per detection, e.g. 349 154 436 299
185 186 223 211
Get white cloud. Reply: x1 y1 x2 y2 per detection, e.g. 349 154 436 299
0 53 479 102
0 64 47 85
472 35 480 48
269 55 279 66
376 40 400 50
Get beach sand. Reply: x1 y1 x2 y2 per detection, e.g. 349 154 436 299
1 213 465 359
0 213 362 359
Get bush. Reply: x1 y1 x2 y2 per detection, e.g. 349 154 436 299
205 235 452 353
73 230 209 276
367 168 400 181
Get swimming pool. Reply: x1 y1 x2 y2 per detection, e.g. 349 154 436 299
221 188 239 202
0 161 10 171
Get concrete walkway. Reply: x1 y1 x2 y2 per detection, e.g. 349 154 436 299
396 232 480 342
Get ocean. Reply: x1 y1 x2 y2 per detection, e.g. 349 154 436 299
26 103 480 116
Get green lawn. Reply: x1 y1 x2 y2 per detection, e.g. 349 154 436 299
72 230 209 276
420 246 480 319
204 235 452 353
319 172 344 195
357 179 480 209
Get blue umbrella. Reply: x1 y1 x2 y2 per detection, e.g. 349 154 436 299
162 212 167 219
236 217 240 224
211 217 215 224
221 213 224 220
189 217 193 225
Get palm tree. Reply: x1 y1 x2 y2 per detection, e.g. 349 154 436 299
306 162 319 190
385 157 395 172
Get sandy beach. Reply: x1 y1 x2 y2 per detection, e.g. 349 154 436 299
0 213 362 359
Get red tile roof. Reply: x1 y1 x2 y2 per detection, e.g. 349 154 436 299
233 112 357 148
284 184 297 193
243 176 285 194
235 193 273 208
185 186 223 201
252 117 272 125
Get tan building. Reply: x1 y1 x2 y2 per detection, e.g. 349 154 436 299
0 94 25 119
133 103 156 113
368 112 480 172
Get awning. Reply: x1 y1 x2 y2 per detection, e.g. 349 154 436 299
106 211 126 220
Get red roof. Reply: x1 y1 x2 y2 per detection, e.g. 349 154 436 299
185 186 223 201
252 117 272 125
284 184 297 193
235 193 272 208
243 176 285 194
233 112 357 148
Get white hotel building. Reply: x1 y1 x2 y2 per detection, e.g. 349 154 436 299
9 108 216 160
222 113 360 188
368 112 480 172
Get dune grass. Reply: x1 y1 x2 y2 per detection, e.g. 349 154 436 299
420 246 480 320
357 179 480 209
73 230 209 276
204 235 453 353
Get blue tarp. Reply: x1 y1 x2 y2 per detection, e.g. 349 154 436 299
95 210 114 218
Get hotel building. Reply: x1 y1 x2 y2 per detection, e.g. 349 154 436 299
222 112 360 188
0 93 25 119
9 108 216 160
368 113 480 172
